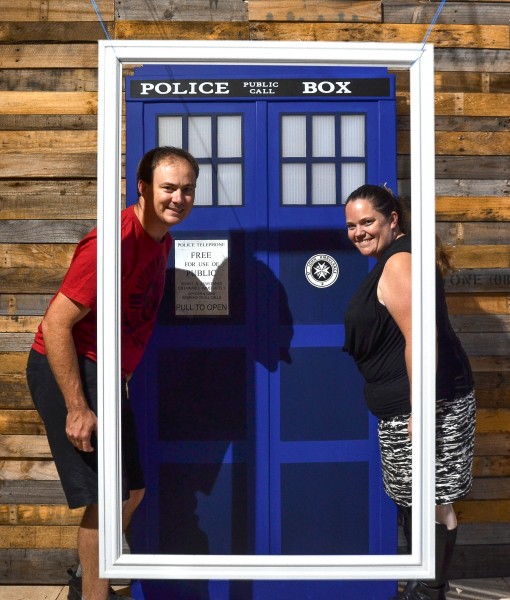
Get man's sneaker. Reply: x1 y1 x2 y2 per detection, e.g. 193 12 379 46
67 567 133 599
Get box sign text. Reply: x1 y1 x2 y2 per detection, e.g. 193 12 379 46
130 78 390 99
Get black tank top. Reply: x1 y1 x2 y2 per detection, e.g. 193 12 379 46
343 235 472 420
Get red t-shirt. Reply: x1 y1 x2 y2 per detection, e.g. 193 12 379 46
32 205 172 376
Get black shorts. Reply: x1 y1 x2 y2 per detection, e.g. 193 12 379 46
26 349 145 509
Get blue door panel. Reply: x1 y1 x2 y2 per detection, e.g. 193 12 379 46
126 65 398 600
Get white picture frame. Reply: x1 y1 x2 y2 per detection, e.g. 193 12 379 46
97 40 436 581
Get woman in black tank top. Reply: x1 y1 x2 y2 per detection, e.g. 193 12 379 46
343 185 475 600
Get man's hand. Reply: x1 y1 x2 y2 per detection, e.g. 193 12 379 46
66 407 97 452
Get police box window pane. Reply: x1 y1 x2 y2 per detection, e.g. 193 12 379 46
194 163 213 206
312 115 335 158
282 115 307 158
217 116 242 158
217 164 243 206
282 163 306 205
158 116 183 148
189 116 212 158
311 163 336 205
341 163 366 204
341 115 366 158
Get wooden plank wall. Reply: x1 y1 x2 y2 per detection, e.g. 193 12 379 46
1 0 509 583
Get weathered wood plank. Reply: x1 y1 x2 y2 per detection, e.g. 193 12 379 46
0 480 66 504
115 20 251 39
398 115 510 132
116 0 247 21
0 45 98 69
473 371 510 408
383 2 510 25
0 584 70 597
443 270 510 293
457 332 510 356
0 22 111 42
447 293 510 315
0 271 65 294
450 544 510 579
397 92 510 117
0 375 33 410
0 68 97 92
395 72 510 95
0 91 97 115
0 409 44 435
0 69 97 92
0 435 50 459
0 295 54 316
0 114 97 130
399 156 510 180
247 0 381 22
0 525 78 549
438 223 510 244
471 356 510 373
0 0 114 21
0 154 97 178
466 477 510 500
0 244 75 268
434 49 510 72
450 313 510 333
0 333 43 351
0 221 95 243
0 353 28 374
0 181 97 219
455 500 510 524
422 180 510 198
455 523 510 545
436 197 510 221
473 457 510 478
0 504 83 525
476 409 510 433
0 548 78 583
0 316 40 333
0 460 58 481
247 21 508 48
449 245 510 268
397 155 510 178
475 432 510 455
398 131 510 155
471 364 510 394
0 131 98 154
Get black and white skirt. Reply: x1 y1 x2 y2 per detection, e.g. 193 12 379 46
377 389 476 507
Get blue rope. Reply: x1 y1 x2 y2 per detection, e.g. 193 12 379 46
90 0 112 40
420 0 447 49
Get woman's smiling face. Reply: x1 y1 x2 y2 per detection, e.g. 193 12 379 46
345 198 398 259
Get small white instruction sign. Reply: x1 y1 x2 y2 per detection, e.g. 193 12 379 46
174 239 229 316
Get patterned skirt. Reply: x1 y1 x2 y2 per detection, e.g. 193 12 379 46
377 389 476 507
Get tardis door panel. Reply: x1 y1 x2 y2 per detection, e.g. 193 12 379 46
129 101 263 567
125 72 398 600
264 101 396 559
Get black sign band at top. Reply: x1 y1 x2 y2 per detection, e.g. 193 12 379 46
130 78 390 99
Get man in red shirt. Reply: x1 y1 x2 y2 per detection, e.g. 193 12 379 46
26 147 199 600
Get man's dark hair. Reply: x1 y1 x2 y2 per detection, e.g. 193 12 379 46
136 146 200 189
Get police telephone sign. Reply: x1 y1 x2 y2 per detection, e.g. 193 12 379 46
129 77 390 99
174 239 229 317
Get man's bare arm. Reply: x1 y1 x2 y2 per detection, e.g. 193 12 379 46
41 292 97 452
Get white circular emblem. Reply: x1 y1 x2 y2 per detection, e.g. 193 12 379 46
305 254 339 288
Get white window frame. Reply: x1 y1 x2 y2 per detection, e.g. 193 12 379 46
97 40 436 581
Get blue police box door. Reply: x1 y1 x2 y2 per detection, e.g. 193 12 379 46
125 65 398 600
